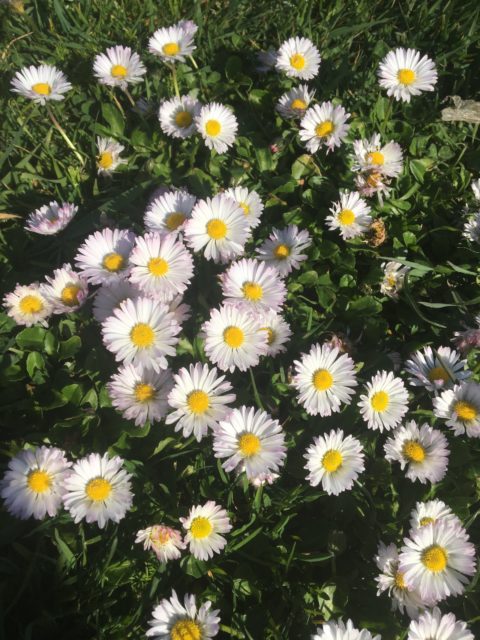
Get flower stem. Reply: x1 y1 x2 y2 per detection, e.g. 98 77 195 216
124 88 136 108
249 368 264 410
188 55 199 70
110 90 125 116
46 105 84 165
170 65 180 98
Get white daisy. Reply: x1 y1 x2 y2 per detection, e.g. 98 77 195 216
184 194 249 263
250 472 279 487
201 304 268 373
358 370 409 432
92 280 141 323
276 84 315 119
135 525 186 563
407 607 474 640
25 201 77 235
378 48 438 102
275 37 321 80
158 95 201 139
463 213 480 243
11 64 71 104
75 228 136 285
144 187 197 236
313 619 381 640
326 190 372 240
168 294 191 327
180 501 232 561
93 45 146 89
41 263 88 314
256 224 312 277
223 186 264 231
299 101 350 153
256 309 291 356
471 178 480 201
433 382 480 437
148 22 197 63
3 283 52 327
380 261 409 299
409 500 463 535
352 134 404 178
63 452 133 529
1 446 71 520
292 343 357 417
355 170 392 201
195 102 238 154
404 346 471 392
146 589 220 639
166 363 235 442
102 297 181 372
220 258 286 312
96 136 126 175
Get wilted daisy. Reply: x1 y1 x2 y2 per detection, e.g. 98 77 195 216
166 363 236 442
378 48 437 102
146 590 220 639
380 261 409 299
326 191 372 240
184 194 249 263
299 101 350 153
405 346 470 392
276 84 314 119
41 263 88 314
407 607 474 640
3 283 52 327
358 370 409 432
256 48 277 73
92 280 141 323
11 64 71 104
63 452 133 529
304 429 364 495
25 201 77 235
399 521 476 603
352 134 404 178
292 343 357 417
144 188 196 236
220 258 286 312
158 95 201 139
1 446 71 520
135 525 185 563
384 420 449 484
463 212 480 243
256 224 312 277
148 22 197 63
102 297 180 372
202 304 268 373
433 382 480 437
355 170 391 201
108 364 173 427
96 136 126 175
256 309 292 357
275 37 321 80
195 102 238 154
223 186 264 231
180 501 232 561
213 406 287 480
75 228 136 285
313 619 381 640
93 45 146 89
409 500 463 535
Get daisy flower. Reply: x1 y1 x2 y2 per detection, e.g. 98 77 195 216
433 382 480 437
256 48 277 73
180 501 232 561
378 48 437 102
93 45 146 89
384 420 449 484
75 228 136 285
135 525 185 563
158 95 201 139
256 309 292 356
148 22 197 63
213 406 287 480
201 304 268 373
195 102 238 154
220 258 287 312
184 194 249 263
25 201 77 235
3 283 52 327
463 213 480 243
11 64 71 104
144 187 196 236
276 84 315 119
223 185 264 231
355 170 392 201
250 472 279 487
107 364 173 427
380 261 409 299
352 134 404 178
92 280 141 323
128 232 194 302
471 178 480 201
275 37 321 80
168 294 191 326
299 101 350 153
96 136 126 175
63 452 133 529
358 370 409 432
304 429 364 495
256 224 312 277
41 263 88 314
313 619 381 640
146 590 220 639
1 446 71 520
404 346 470 392
326 191 372 240
292 343 358 417
102 297 181 372
409 500 463 535
407 607 474 640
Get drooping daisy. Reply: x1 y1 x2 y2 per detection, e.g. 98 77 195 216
223 186 264 231
146 590 220 639
256 48 277 73
220 258 287 312
213 406 287 480
148 22 197 63
404 346 470 392
93 45 146 89
41 263 89 314
184 194 249 263
96 136 126 175
168 294 191 327
1 446 71 520
201 304 268 373
407 607 474 640
463 212 480 243
250 471 279 487
75 228 136 285
384 420 449 484
276 84 315 119
292 343 357 417
92 280 141 323
433 382 480 437
304 429 364 495
380 261 410 299
180 501 231 561
135 525 186 563
144 187 196 236
256 309 292 357
102 297 181 372
352 134 404 178
256 224 312 277
275 37 321 80
409 500 463 535
195 102 238 154
471 178 480 201
11 64 71 104
355 170 392 201
378 48 438 103
63 452 133 529
3 283 52 327
25 201 77 235
158 94 201 139
299 101 350 153
358 370 409 432
313 619 381 640
326 191 372 240
399 521 476 603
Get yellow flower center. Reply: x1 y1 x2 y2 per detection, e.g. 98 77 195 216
130 323 155 348
239 201 250 215
291 98 307 110
238 433 261 457
205 119 221 137
86 477 112 502
366 171 382 187
260 327 275 345
171 620 202 640
98 151 114 170
315 120 334 138
397 68 416 85
165 212 186 230
187 390 210 414
454 400 477 422
148 257 169 277
338 209 355 226
206 218 227 240
322 449 343 472
111 64 128 78
242 281 263 301
153 527 172 545
312 369 333 391
290 53 305 70
402 440 426 463
175 110 193 128
27 469 51 493
102 252 124 272
370 391 389 412
223 326 244 348
428 366 450 383
61 284 81 306
394 571 406 589
134 383 155 402
421 544 448 572
19 294 43 315
190 516 212 539
273 244 290 259
420 516 435 527
366 151 385 165
32 82 51 96
162 42 180 56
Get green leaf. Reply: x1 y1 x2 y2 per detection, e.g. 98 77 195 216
26 351 45 378
101 103 125 137
15 327 46 350
58 336 82 359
